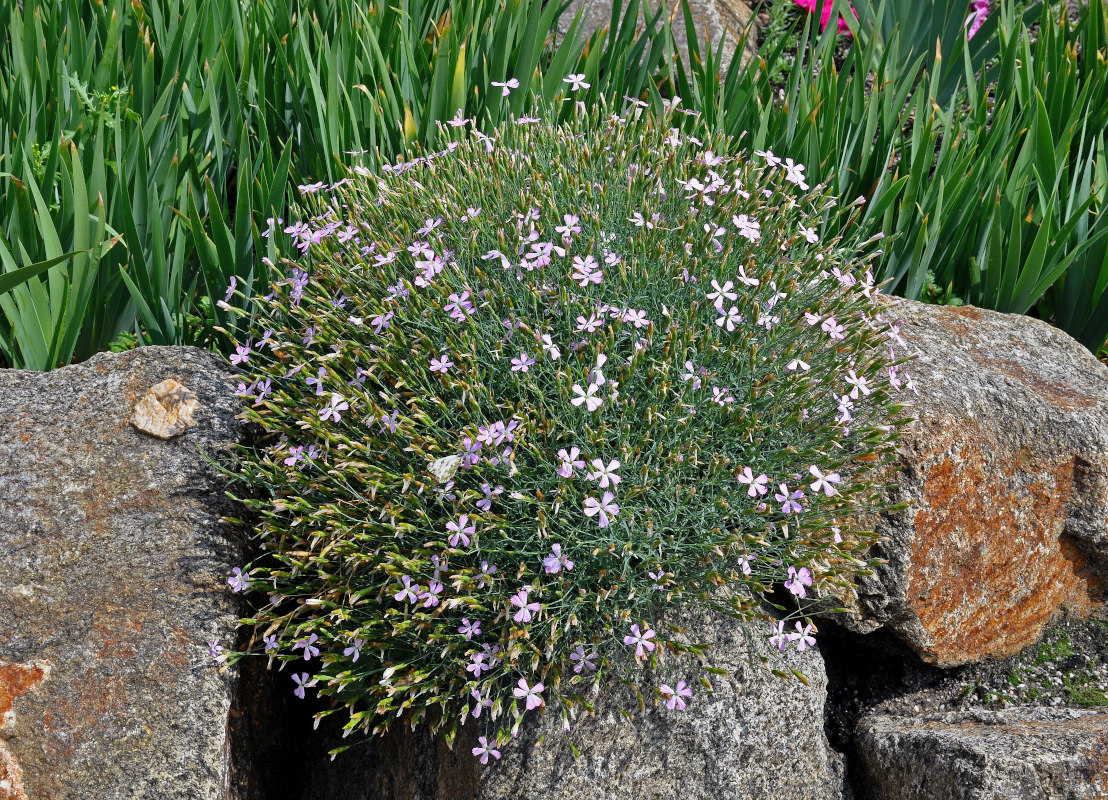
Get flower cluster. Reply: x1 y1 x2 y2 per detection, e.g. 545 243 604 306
218 99 910 760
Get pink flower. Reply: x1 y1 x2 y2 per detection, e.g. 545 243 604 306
789 621 817 651
511 352 536 372
430 354 454 373
775 483 805 514
583 491 620 527
738 466 769 497
793 0 857 35
557 447 586 478
319 393 349 422
809 465 842 497
785 566 813 599
446 515 475 547
491 78 520 96
624 623 656 657
660 680 693 710
510 588 540 623
472 735 501 763
543 543 574 574
513 679 545 710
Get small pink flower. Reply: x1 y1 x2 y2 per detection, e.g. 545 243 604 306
583 491 619 527
513 678 545 710
510 588 540 623
660 680 693 710
472 735 501 763
623 623 656 657
785 566 813 599
446 515 475 547
738 467 769 497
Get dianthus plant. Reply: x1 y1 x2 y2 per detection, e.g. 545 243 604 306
219 101 913 757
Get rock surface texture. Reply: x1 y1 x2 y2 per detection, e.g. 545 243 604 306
840 299 1108 667
558 1 758 73
0 348 255 800
474 612 843 800
855 708 1108 799
307 610 845 800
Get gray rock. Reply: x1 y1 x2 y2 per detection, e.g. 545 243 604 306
476 611 844 800
855 707 1108 799
834 299 1108 667
558 1 759 74
0 348 266 799
308 610 845 800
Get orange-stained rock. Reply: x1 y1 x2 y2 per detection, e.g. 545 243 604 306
0 662 49 800
0 348 279 799
839 300 1108 666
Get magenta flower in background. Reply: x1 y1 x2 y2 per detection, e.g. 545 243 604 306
490 78 519 96
967 0 990 38
263 634 279 653
793 0 857 35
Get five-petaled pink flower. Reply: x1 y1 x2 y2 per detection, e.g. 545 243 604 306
446 515 475 547
563 73 591 91
660 680 693 710
775 483 804 514
320 393 348 422
587 458 621 488
511 352 536 372
543 543 574 574
809 465 842 497
583 491 620 527
472 735 501 764
430 354 454 373
785 566 813 599
715 306 743 331
557 447 586 478
571 383 603 412
789 621 817 650
624 623 656 657
513 678 545 710
738 467 769 497
510 588 540 623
